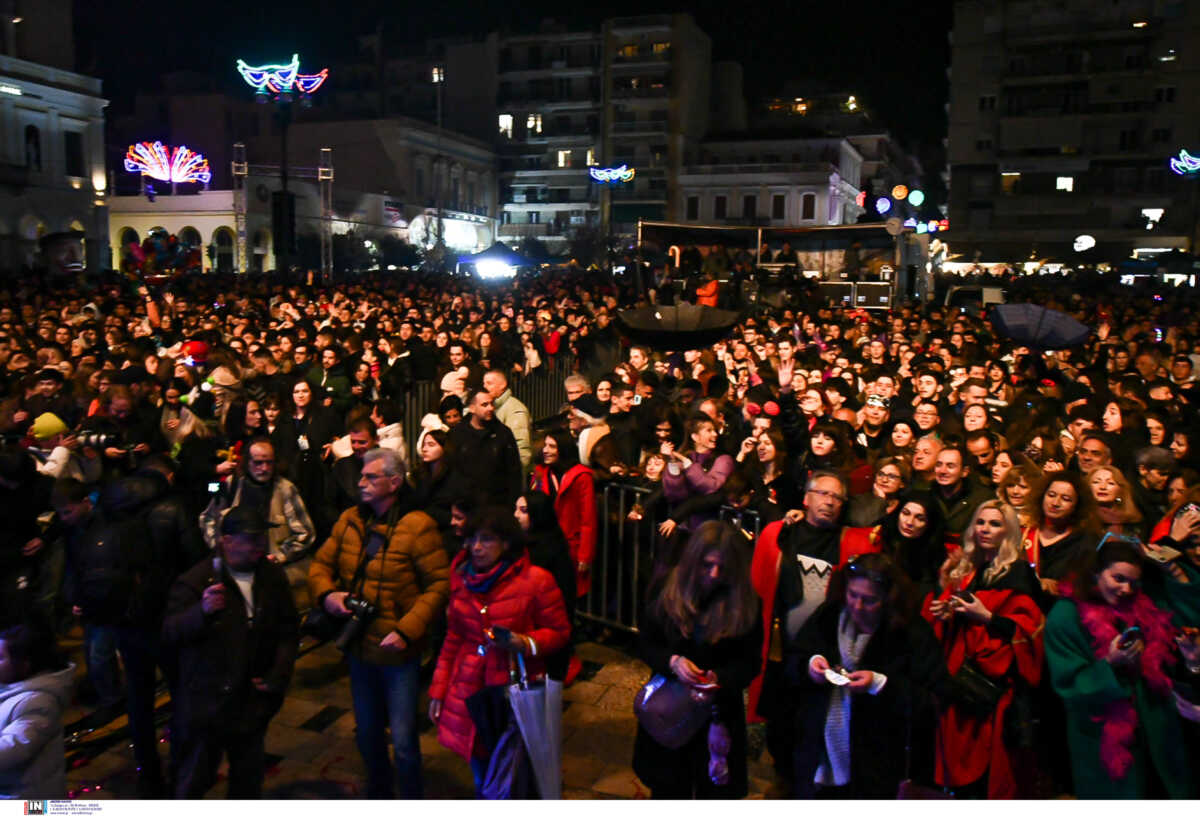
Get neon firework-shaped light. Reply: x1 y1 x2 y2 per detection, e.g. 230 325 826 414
236 54 328 95
1169 149 1200 176
123 142 212 184
589 165 636 183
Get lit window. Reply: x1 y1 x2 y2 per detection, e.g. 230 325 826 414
1001 171 1020 194
586 148 596 166
498 114 513 139
845 95 858 112
652 42 670 54
1056 176 1074 192
1142 208 1164 228
431 66 444 84
618 44 637 58
557 150 572 168
527 114 542 134
791 98 808 114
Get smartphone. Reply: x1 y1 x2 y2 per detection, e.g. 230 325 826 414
1145 544 1183 565
953 589 976 604
1118 625 1143 649
207 482 220 494
490 625 513 646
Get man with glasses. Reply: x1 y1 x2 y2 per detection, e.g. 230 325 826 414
746 471 880 792
308 448 449 799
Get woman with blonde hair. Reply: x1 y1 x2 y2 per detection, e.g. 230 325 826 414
996 463 1039 528
1088 465 1146 540
923 500 1044 798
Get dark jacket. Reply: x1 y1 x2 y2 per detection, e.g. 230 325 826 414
632 598 763 799
448 418 523 508
786 600 946 798
305 363 354 417
409 463 471 551
161 556 298 737
104 471 208 579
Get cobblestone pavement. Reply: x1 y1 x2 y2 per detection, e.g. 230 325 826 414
62 636 782 800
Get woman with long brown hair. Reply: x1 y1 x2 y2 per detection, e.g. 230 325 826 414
1022 471 1100 597
633 521 762 799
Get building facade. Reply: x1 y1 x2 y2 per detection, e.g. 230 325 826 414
677 136 864 227
946 0 1200 261
0 0 108 273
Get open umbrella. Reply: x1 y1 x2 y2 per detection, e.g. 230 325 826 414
615 302 741 351
990 303 1090 349
506 653 563 800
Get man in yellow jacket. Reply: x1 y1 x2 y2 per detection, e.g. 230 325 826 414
308 448 450 799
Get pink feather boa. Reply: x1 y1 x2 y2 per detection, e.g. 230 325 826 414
1061 587 1177 780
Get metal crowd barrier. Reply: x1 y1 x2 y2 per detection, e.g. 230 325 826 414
581 481 764 634
398 353 578 456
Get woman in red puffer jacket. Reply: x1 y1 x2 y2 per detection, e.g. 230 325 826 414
530 429 597 597
428 506 571 792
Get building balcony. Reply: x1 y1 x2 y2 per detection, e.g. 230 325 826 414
682 161 838 176
612 120 668 135
612 85 670 99
609 14 674 33
0 162 30 189
498 90 600 107
498 222 562 238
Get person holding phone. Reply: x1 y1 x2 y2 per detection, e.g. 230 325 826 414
1044 537 1196 798
924 500 1044 798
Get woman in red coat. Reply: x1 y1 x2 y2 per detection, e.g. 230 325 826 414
923 500 1044 799
428 506 571 794
530 429 597 597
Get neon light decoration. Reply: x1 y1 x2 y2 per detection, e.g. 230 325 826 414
891 185 908 200
902 218 917 228
874 197 892 215
908 189 925 207
1169 149 1200 176
855 191 866 208
123 142 212 184
236 54 328 95
588 165 635 183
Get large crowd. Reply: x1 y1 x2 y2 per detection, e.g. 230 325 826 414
2 258 1200 801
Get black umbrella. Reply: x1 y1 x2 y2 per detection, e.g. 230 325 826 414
615 303 741 351
990 303 1090 350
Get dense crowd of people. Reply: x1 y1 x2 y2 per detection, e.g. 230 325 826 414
2 262 1200 800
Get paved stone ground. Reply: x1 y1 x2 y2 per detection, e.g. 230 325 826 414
62 635 782 800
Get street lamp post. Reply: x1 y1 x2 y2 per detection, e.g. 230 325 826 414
236 55 328 274
432 65 445 268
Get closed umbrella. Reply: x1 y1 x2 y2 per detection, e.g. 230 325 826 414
990 303 1090 349
615 302 741 351
506 653 563 799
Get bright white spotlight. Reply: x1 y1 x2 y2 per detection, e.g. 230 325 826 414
476 259 516 280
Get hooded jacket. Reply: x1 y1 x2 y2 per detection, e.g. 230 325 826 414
0 663 75 799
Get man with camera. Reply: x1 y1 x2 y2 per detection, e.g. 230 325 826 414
308 448 449 799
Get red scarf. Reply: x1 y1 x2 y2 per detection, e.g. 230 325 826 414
1061 586 1177 780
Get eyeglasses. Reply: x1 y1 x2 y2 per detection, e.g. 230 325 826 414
875 471 903 482
807 488 846 502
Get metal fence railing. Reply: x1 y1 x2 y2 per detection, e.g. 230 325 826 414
581 481 764 634
398 353 577 457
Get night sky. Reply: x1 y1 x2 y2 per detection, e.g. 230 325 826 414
75 0 953 187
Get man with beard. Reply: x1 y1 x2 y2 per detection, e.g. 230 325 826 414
932 446 992 538
746 472 880 792
200 438 316 572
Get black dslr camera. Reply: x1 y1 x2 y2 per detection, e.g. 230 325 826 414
333 596 378 652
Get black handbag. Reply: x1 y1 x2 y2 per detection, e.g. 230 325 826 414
633 674 715 749
944 660 1005 716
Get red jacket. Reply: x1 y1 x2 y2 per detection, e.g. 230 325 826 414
429 550 571 761
695 279 719 307
746 519 880 722
530 463 597 596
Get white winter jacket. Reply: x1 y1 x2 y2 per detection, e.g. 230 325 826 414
0 663 74 799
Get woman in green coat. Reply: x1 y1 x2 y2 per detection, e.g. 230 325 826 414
1045 537 1199 799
